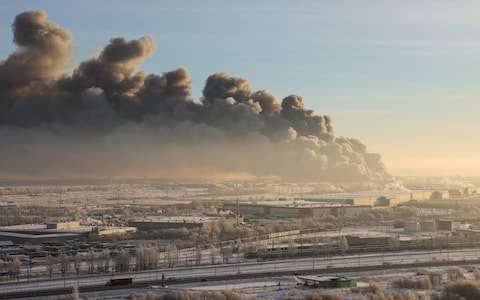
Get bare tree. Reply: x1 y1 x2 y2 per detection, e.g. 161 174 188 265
71 286 79 300
136 244 147 271
274 242 283 259
195 245 202 266
311 236 321 258
47 255 56 277
390 235 400 257
287 238 297 258
166 244 178 268
221 244 233 263
147 245 159 270
101 249 110 274
447 266 466 282
412 234 422 250
87 249 96 275
134 244 158 271
323 237 332 262
428 271 443 287
210 245 216 265
256 241 268 262
339 236 349 255
7 257 21 281
234 239 243 262
114 249 130 272
73 252 82 276
58 253 70 277
474 268 480 281
0 258 5 281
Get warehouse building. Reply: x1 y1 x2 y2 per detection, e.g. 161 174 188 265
128 215 239 231
403 219 453 233
0 221 136 243
223 201 370 219
299 189 449 206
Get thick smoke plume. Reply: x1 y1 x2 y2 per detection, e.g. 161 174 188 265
0 10 389 182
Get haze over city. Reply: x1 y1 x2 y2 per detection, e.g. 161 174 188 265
1 1 479 180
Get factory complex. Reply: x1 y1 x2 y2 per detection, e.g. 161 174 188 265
0 187 468 244
223 201 370 219
222 187 462 219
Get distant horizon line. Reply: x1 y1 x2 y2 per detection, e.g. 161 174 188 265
1 174 480 183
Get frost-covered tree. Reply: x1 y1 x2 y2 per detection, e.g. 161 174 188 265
101 249 110 274
87 249 96 275
288 238 297 258
166 244 178 268
73 252 82 276
195 245 202 266
7 257 21 281
339 236 349 255
58 253 70 277
114 249 130 272
221 244 233 263
47 255 56 277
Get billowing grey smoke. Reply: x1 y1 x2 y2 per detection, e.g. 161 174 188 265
0 9 390 182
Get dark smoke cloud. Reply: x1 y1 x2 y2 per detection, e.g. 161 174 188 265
0 9 390 183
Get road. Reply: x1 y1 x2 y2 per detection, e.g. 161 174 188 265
1 247 479 298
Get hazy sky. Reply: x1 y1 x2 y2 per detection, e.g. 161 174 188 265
1 1 479 178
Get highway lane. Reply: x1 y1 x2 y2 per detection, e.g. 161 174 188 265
1 247 479 298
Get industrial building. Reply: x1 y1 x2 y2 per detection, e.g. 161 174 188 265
223 201 370 219
46 221 80 230
0 221 136 244
346 234 396 250
403 219 453 233
128 215 238 231
299 189 449 206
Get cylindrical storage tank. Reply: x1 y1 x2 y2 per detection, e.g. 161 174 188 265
404 221 419 233
420 220 436 232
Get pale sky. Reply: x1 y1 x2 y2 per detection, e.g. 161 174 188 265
1 0 479 178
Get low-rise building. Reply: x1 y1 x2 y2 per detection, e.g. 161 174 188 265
223 202 370 219
128 215 237 231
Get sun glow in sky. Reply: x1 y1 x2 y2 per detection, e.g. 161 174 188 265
1 0 480 178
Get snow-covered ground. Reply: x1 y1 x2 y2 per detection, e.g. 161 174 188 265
24 264 478 300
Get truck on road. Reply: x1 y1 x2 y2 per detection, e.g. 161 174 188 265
106 278 133 286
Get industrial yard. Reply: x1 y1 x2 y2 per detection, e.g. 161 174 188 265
1 178 480 299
